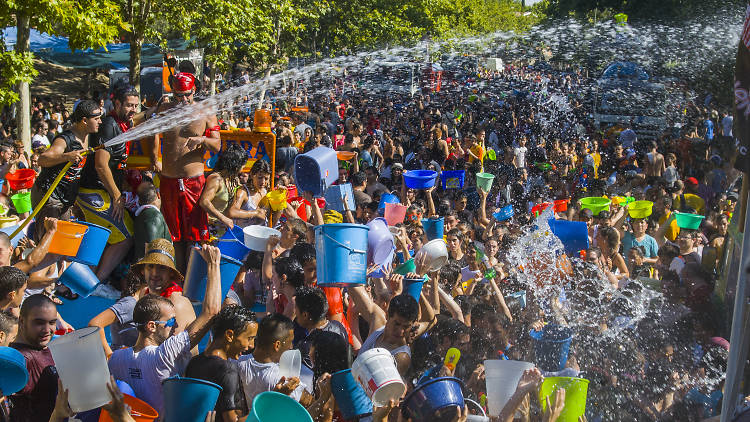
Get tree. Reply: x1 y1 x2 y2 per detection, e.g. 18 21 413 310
1 0 125 147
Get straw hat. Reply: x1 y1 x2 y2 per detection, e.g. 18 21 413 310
134 238 183 281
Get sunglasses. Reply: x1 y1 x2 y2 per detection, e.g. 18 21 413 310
153 317 177 327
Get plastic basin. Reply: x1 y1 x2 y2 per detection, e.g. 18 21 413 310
404 170 437 189
415 239 449 272
11 192 32 213
627 200 653 219
162 376 222 422
579 197 611 216
394 258 416 275
493 205 514 222
315 223 369 287
99 393 158 421
403 377 464 420
475 172 495 191
674 212 705 230
6 168 36 190
538 377 590 422
337 151 357 161
246 391 313 422
243 225 282 252
0 346 29 396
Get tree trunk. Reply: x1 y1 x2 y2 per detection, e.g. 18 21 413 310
257 68 273 108
209 65 217 96
16 13 31 150
129 35 144 93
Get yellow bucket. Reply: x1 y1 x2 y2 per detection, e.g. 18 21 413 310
0 215 18 228
262 189 288 212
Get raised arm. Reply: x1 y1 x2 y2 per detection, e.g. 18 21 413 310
185 244 222 347
89 308 117 358
348 285 387 331
15 218 58 274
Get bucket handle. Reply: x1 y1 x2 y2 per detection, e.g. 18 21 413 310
464 398 487 417
217 227 242 243
57 226 89 238
322 231 366 254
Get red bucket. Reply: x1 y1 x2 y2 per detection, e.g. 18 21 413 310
288 196 310 221
6 169 36 190
531 202 552 216
554 199 569 212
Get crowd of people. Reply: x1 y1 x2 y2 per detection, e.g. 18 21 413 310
0 58 743 422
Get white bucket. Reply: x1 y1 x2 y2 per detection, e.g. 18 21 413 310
415 238 449 272
243 225 282 251
279 349 301 379
48 327 112 412
484 360 534 417
351 348 405 406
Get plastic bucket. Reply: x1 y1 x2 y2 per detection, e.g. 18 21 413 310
351 348 406 406
532 202 552 216
378 193 400 211
288 196 310 221
331 369 373 420
294 146 339 196
484 360 534 416
315 223 369 287
278 349 301 379
441 170 465 190
475 172 495 191
367 218 395 268
49 220 88 256
0 215 18 228
6 169 36 190
11 192 31 213
404 170 438 189
0 346 28 396
324 183 355 213
415 239 449 272
530 325 573 372
285 185 298 199
217 226 251 262
99 394 158 422
493 205 514 222
548 219 589 255
184 248 242 303
71 221 112 266
161 376 222 422
421 217 445 241
384 203 407 226
337 150 357 161
674 212 705 230
554 199 569 212
394 258 416 275
49 327 111 412
538 377 590 422
628 200 653 219
262 189 287 212
246 391 313 422
58 262 100 297
403 377 464 420
579 197 611 216
0 223 23 247
404 278 425 302
243 225 282 252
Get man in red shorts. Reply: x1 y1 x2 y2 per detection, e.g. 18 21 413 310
150 72 221 272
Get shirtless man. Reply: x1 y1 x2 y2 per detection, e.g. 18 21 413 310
644 141 665 184
150 73 221 272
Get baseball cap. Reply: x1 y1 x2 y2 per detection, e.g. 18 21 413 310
685 177 698 186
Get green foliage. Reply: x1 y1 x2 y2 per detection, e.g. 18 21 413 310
547 0 744 21
0 51 37 106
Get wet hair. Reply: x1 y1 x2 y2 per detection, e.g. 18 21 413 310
0 266 27 298
294 287 328 323
19 294 56 318
243 250 264 271
290 243 316 266
133 295 173 332
256 313 294 349
113 88 139 105
286 217 308 241
274 257 305 289
137 181 159 205
309 330 351 380
250 159 271 176
71 100 100 123
211 304 256 338
0 312 18 335
350 171 367 187
598 226 620 251
387 294 419 322
122 269 147 297
438 263 461 290
214 143 248 177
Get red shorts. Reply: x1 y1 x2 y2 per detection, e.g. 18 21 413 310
160 174 209 242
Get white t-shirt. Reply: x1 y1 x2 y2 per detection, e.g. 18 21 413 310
237 354 306 409
513 146 527 169
359 326 411 357
31 133 50 147
108 330 192 417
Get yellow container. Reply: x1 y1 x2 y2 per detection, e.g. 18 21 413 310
262 189 288 212
628 201 653 219
0 215 18 228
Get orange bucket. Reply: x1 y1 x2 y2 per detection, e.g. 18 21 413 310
337 151 356 161
554 199 569 212
49 221 88 256
99 393 158 422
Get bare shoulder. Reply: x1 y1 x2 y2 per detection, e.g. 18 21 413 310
169 292 193 310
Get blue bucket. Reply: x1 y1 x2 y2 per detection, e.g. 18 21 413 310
331 369 372 420
403 377 464 420
315 224 369 287
71 221 111 266
493 205 515 222
404 170 438 189
440 170 465 190
0 346 29 396
378 193 400 211
548 219 589 255
247 391 313 422
324 183 355 213
404 278 425 302
530 325 573 372
162 376 222 422
115 379 135 397
421 217 444 241
217 226 251 262
183 248 242 302
58 262 100 297
294 146 339 196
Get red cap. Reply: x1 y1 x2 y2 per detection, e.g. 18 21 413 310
685 177 698 186
173 72 195 92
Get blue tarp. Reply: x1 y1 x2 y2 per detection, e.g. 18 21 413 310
2 27 188 69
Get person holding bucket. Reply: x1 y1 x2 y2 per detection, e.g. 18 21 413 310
198 143 249 237
108 244 223 416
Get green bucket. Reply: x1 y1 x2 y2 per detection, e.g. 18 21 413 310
579 197 611 216
11 192 31 214
674 212 705 230
394 258 416 275
539 377 590 422
486 148 497 161
476 172 495 192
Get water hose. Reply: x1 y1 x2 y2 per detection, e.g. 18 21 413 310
10 147 101 239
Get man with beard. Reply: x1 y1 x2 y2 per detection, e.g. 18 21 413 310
150 72 221 272
8 294 59 422
77 87 139 282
